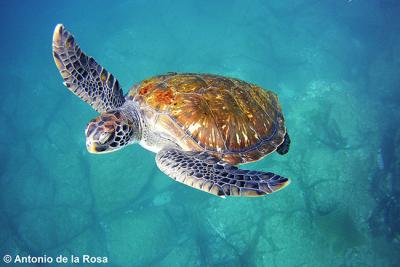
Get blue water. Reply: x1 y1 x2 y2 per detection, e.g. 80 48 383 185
1 0 400 266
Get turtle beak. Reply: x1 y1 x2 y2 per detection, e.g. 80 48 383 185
87 143 97 153
86 140 110 154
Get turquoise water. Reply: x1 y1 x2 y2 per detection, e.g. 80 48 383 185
1 0 400 266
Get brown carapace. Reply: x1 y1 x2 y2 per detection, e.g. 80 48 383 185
130 73 286 165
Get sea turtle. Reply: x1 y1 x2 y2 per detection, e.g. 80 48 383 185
52 24 291 197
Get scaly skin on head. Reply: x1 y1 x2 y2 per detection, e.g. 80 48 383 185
85 104 142 154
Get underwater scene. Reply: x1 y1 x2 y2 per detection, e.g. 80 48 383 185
1 0 399 266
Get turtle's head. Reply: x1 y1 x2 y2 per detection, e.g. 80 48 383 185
85 110 141 154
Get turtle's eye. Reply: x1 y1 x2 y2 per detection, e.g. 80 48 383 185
98 132 113 145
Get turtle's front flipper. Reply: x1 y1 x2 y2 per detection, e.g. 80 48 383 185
156 149 289 197
52 24 125 113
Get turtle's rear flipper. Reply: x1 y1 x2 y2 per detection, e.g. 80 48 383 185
52 24 125 113
156 148 290 197
277 132 290 155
